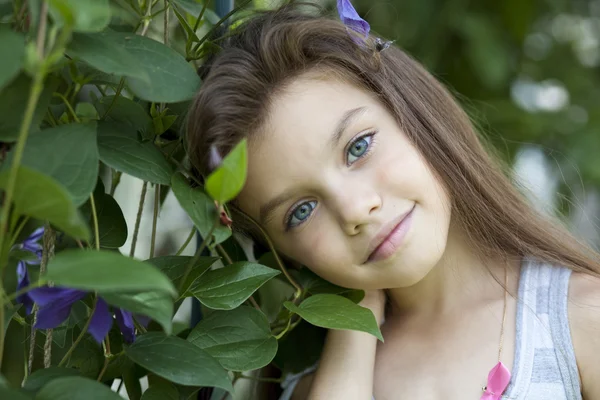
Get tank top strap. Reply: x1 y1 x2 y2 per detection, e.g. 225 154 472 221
503 256 582 400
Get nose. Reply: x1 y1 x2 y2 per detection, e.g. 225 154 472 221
333 186 381 235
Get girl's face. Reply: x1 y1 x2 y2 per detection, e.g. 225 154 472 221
236 75 453 290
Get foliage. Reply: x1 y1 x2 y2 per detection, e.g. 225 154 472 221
0 0 378 398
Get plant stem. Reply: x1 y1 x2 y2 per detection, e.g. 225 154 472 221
110 170 122 196
97 357 109 382
215 243 233 265
163 0 169 45
149 184 160 258
235 210 302 299
0 70 45 266
140 0 153 36
192 0 252 54
52 92 80 123
35 0 48 58
177 216 218 294
90 194 100 251
9 216 29 248
248 296 260 311
129 181 148 258
97 336 111 381
58 298 98 367
192 0 209 32
175 226 196 256
100 77 125 119
3 279 47 305
274 318 292 340
237 374 284 384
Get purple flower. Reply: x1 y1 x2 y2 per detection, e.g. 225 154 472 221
18 227 44 258
29 287 148 344
17 261 34 314
337 0 370 40
14 227 44 315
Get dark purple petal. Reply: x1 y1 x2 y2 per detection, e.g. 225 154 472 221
337 0 370 38
87 298 113 343
135 314 151 328
16 261 34 315
114 308 135 343
25 227 44 244
29 287 86 308
34 289 86 329
21 242 43 255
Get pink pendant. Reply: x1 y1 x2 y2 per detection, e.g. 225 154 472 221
479 361 511 400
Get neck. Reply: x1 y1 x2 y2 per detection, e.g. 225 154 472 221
385 224 522 318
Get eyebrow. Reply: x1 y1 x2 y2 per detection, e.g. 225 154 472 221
328 106 368 149
258 106 368 226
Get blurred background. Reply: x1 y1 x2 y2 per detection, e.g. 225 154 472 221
110 0 599 397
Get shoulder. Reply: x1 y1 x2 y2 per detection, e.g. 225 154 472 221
568 271 600 399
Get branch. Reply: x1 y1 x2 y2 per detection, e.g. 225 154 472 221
129 181 148 258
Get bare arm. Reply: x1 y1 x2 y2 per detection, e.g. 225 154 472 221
294 290 386 400
569 272 600 399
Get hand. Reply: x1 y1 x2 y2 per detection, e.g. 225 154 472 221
359 289 387 327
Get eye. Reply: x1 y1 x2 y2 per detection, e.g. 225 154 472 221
347 133 374 165
286 200 317 229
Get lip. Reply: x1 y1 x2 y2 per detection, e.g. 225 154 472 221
365 204 415 263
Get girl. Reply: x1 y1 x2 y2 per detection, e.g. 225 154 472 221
185 3 600 399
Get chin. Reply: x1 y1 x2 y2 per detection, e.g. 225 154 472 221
380 249 443 289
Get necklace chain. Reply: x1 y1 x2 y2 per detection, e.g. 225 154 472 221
498 267 508 362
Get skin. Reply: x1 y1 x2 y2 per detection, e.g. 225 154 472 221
235 74 600 399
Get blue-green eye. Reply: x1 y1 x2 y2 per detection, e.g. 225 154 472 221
347 134 374 164
286 200 317 229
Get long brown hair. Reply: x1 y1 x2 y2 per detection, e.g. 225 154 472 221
185 3 600 277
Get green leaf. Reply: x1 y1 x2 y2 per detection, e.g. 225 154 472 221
170 0 220 24
141 382 179 400
85 191 128 248
171 173 231 244
205 139 247 204
23 367 80 392
80 180 127 248
190 262 280 310
97 121 174 185
3 304 21 337
94 96 152 137
67 32 149 82
104 31 201 102
47 0 111 33
293 268 362 301
36 376 122 400
0 28 25 91
284 294 383 341
46 250 177 296
0 166 89 239
0 74 58 142
125 332 232 391
102 291 173 335
274 321 326 375
5 123 99 206
187 306 278 371
146 255 219 297
0 387 31 400
74 102 98 120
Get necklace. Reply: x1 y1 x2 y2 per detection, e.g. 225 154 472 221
479 268 511 400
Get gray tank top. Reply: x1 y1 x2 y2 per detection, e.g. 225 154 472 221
279 256 582 400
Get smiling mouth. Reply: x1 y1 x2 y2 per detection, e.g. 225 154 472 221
366 204 415 263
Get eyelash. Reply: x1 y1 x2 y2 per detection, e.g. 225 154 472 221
284 131 378 230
